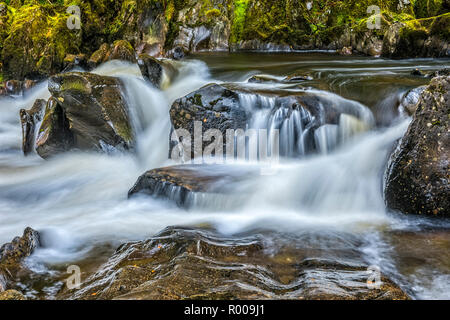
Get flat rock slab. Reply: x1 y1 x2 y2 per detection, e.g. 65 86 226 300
128 164 259 207
68 227 409 300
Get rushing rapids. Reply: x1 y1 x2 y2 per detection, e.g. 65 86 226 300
0 53 449 300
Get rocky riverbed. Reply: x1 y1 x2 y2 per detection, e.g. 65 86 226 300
0 50 449 300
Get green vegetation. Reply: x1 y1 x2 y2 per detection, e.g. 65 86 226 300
0 0 448 80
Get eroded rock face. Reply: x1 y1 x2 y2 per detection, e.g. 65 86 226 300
33 72 134 158
0 227 40 292
385 76 450 217
68 227 409 300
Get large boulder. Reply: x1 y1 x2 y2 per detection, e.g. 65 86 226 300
169 83 374 159
29 72 134 159
67 227 409 300
0 227 40 293
385 76 450 217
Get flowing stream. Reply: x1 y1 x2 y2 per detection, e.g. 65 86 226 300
0 53 449 299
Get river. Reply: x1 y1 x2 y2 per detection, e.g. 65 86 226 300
0 53 449 299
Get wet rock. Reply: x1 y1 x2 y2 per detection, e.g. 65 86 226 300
35 97 75 159
88 43 111 69
426 68 450 78
170 83 373 158
170 83 250 159
128 164 258 207
248 74 313 84
399 86 426 115
88 40 136 68
35 72 134 159
285 73 314 82
4 80 21 95
411 68 426 77
0 290 26 300
109 40 137 63
20 99 46 155
247 74 283 83
68 227 409 300
385 76 450 217
0 79 37 97
168 46 185 60
339 46 353 56
0 227 40 292
137 54 163 87
63 54 89 72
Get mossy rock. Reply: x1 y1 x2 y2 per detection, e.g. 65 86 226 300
36 72 135 159
2 4 81 80
385 76 450 217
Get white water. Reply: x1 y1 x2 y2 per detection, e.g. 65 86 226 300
0 58 448 299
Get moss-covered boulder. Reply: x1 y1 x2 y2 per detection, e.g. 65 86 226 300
385 76 450 217
88 40 136 68
2 4 81 80
35 72 134 159
382 13 450 58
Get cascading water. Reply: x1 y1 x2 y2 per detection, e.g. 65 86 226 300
0 53 448 299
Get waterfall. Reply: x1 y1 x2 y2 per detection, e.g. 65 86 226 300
236 88 375 158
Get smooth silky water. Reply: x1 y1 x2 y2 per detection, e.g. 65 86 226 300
0 53 449 299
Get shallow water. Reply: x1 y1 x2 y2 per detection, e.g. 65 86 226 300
0 53 449 299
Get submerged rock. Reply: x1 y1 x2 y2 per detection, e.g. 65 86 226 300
385 76 450 217
68 227 409 300
128 164 257 207
0 227 40 292
248 73 313 84
33 72 134 159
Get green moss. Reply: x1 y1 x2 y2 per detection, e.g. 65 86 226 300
230 0 249 43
